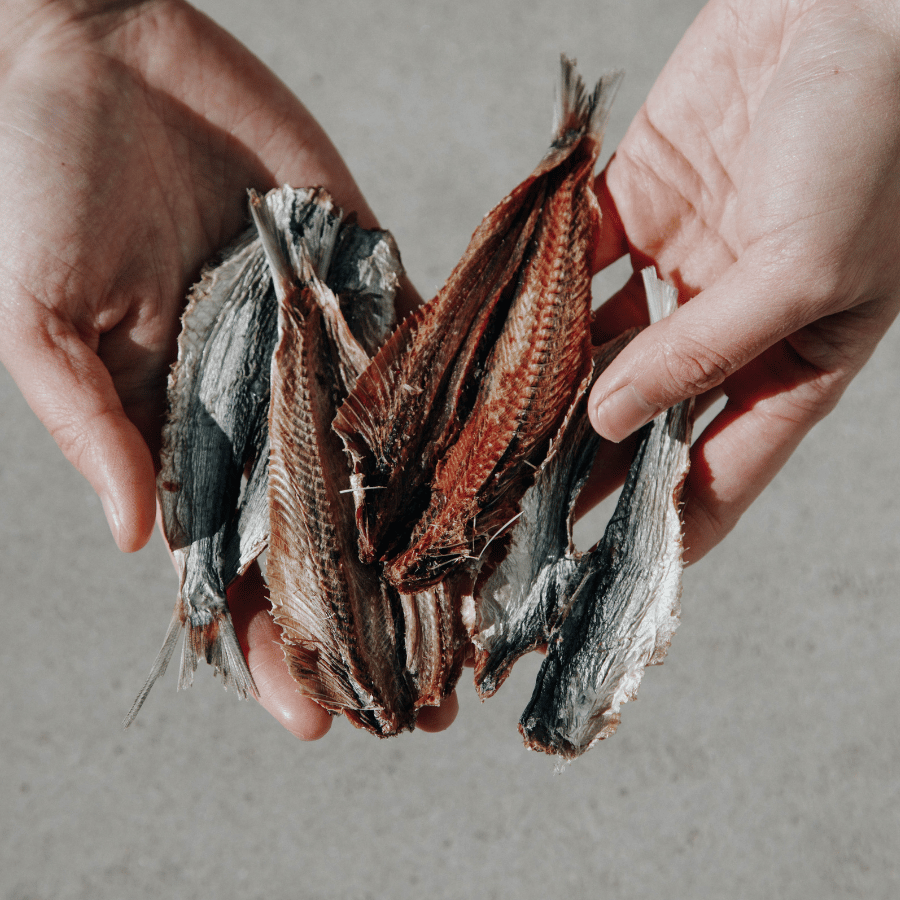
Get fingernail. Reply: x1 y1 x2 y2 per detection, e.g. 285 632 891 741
593 384 658 443
100 492 123 547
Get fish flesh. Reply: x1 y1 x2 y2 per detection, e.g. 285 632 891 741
257 187 466 734
334 58 623 592
518 269 692 760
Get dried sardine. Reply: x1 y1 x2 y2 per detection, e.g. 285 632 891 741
470 328 640 697
124 231 276 727
126 186 403 726
334 58 623 585
518 269 692 759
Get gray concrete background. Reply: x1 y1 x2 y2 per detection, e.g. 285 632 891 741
3 1 899 898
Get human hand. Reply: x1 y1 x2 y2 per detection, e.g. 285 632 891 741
0 0 455 738
588 0 900 562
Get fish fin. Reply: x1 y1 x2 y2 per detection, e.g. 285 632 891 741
122 608 184 728
249 190 296 302
123 602 257 728
177 607 257 702
553 56 623 148
642 266 678 323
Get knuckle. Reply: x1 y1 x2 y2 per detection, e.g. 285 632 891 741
657 336 732 400
772 376 844 427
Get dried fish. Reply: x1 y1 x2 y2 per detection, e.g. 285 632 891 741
255 188 464 735
518 269 693 760
470 328 639 697
130 60 700 758
255 192 408 734
124 231 275 727
334 58 623 589
126 186 403 727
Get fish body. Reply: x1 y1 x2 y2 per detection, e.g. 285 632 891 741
471 328 639 697
334 58 623 589
255 189 464 735
124 232 276 727
518 270 692 759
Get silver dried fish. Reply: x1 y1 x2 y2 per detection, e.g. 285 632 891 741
124 231 276 727
470 328 640 697
518 269 693 759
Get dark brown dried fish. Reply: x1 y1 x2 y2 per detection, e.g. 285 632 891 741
334 59 622 589
518 270 692 760
254 189 465 735
469 327 640 697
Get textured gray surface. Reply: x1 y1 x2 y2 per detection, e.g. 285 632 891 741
3 1 899 898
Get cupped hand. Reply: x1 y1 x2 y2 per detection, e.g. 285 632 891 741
589 0 900 562
0 0 455 738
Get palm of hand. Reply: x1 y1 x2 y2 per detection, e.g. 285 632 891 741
0 0 373 549
0 0 406 740
591 0 900 560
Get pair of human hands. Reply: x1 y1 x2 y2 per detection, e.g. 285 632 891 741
2 0 897 741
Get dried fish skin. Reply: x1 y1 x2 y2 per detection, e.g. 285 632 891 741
519 270 692 760
329 223 401 357
334 58 622 570
471 329 639 697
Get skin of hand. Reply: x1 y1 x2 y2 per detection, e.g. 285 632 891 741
0 0 456 739
587 0 900 563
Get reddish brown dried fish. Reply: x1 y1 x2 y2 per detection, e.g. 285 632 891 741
334 58 622 588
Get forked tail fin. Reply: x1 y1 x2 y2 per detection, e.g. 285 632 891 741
123 603 257 728
552 55 623 149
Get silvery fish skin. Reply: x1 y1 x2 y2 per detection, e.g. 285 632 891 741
334 58 623 587
125 187 401 727
254 190 464 735
519 270 693 760
470 328 640 698
124 232 276 727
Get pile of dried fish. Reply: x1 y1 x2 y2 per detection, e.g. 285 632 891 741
125 57 693 760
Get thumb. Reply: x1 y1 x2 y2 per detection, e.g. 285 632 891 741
0 310 157 551
588 256 816 441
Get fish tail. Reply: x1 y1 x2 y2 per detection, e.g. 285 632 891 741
122 602 257 728
178 606 257 699
553 56 623 147
122 608 183 728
